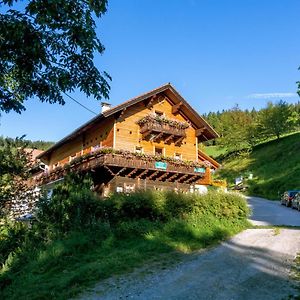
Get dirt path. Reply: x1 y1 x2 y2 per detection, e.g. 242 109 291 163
79 197 300 300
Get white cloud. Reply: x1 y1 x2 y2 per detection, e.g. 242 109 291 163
247 92 298 99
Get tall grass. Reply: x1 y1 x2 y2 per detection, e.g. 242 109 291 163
0 190 249 300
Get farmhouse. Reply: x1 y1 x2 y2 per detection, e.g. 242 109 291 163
36 84 220 196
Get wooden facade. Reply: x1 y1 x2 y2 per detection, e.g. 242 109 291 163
37 84 219 195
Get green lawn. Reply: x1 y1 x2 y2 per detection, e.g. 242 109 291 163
0 191 249 300
212 132 300 199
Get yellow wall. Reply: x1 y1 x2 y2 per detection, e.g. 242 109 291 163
48 117 114 169
115 97 198 161
47 95 199 170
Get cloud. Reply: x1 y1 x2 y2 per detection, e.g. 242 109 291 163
247 92 298 99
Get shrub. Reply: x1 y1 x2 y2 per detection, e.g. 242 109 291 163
35 174 101 238
0 220 28 266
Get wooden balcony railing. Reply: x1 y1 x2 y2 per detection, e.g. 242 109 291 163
33 151 207 185
140 121 186 137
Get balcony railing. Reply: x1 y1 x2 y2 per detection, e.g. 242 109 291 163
140 122 186 137
137 114 188 142
33 149 207 185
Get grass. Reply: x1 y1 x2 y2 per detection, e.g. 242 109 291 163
0 191 249 300
211 132 300 199
203 145 228 159
292 255 300 288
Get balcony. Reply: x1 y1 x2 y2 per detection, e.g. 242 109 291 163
33 149 207 186
137 114 188 144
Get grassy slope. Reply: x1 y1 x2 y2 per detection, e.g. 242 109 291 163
213 132 300 199
0 192 249 300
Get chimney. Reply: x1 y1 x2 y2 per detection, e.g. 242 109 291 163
101 102 112 113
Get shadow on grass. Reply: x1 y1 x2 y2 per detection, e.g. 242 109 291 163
0 217 242 300
80 229 300 300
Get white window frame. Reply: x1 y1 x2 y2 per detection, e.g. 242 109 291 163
135 146 144 154
174 153 182 160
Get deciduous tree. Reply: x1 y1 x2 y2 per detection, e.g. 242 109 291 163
0 0 110 114
259 100 293 140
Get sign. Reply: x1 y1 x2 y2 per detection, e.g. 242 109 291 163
194 167 206 173
235 176 243 185
155 161 167 170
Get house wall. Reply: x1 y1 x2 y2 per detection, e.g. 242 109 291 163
47 95 200 170
48 117 114 169
115 97 198 161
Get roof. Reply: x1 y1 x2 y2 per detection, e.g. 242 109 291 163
198 149 220 170
38 83 219 160
24 148 44 163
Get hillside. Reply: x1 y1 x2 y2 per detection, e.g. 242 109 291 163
209 132 300 199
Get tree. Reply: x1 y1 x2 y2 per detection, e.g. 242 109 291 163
259 100 293 140
0 0 110 114
0 137 33 217
216 105 255 152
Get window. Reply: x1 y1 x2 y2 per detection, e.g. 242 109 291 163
135 146 143 154
155 147 163 156
155 110 164 117
116 186 123 193
174 153 182 160
124 183 135 194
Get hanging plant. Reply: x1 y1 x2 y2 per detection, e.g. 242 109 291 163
137 114 189 130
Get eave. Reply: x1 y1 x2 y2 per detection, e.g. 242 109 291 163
37 83 219 162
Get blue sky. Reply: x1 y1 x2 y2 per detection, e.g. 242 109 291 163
1 0 300 142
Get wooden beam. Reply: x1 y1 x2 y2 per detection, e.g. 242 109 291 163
174 136 184 146
142 130 151 139
201 134 209 141
165 173 180 182
156 172 169 181
147 170 160 180
145 95 157 108
149 132 160 142
153 132 164 142
115 167 127 176
195 127 206 137
172 101 183 114
104 166 115 176
164 134 174 144
186 175 200 184
136 169 149 179
127 168 139 178
175 174 189 183
116 107 127 120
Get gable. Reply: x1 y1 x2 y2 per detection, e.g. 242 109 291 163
38 84 218 161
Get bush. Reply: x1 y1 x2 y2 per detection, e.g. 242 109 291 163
0 182 249 300
0 220 27 266
35 174 102 238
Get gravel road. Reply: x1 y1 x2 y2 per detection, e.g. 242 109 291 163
79 196 300 300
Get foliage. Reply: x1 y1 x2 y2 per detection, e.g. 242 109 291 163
0 220 27 266
214 132 300 199
137 113 190 130
204 101 300 153
0 137 33 215
0 0 110 114
0 178 249 299
0 135 54 150
258 100 295 139
35 174 101 238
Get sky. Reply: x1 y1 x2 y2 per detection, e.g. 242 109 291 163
1 0 300 142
